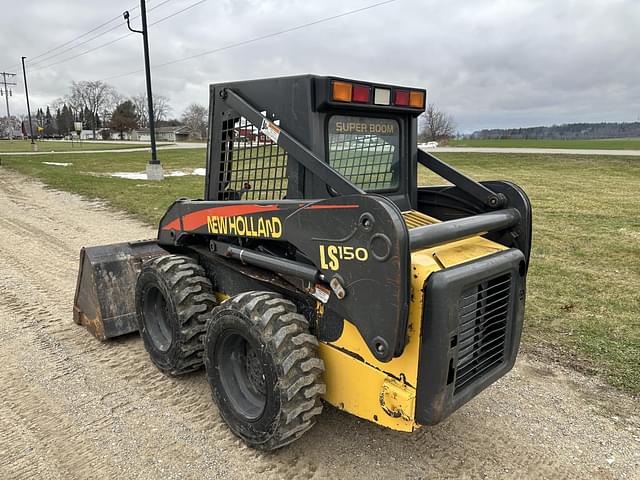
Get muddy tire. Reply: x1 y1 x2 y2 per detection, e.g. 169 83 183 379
135 254 217 375
204 291 325 450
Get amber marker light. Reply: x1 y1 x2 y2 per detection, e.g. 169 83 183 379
332 81 353 102
409 90 425 109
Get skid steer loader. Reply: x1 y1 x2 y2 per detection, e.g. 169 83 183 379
74 75 531 450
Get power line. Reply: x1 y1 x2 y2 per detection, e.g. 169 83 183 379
26 12 130 64
104 0 396 81
0 62 20 73
30 33 135 72
28 0 175 69
30 0 206 73
27 22 132 69
149 0 206 26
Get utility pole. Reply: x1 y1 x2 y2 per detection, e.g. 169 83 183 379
20 57 37 152
1 72 17 141
124 0 163 180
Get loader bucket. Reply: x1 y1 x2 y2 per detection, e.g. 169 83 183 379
73 240 167 340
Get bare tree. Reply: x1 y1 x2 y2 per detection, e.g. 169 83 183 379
132 93 171 127
420 103 456 142
181 103 208 140
67 81 118 138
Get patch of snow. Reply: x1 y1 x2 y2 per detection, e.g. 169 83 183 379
111 172 148 180
167 171 188 177
42 162 72 166
111 170 196 180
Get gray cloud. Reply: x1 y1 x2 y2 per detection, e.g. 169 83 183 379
1 0 638 132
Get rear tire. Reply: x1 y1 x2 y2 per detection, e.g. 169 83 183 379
135 254 217 375
204 291 325 450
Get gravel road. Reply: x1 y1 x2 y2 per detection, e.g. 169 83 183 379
0 168 638 480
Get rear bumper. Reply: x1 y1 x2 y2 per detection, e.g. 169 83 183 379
414 248 526 425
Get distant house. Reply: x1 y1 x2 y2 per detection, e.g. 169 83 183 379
0 129 23 140
234 125 272 144
79 129 96 140
132 126 191 142
103 129 132 141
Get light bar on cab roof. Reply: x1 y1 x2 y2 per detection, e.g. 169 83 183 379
330 79 425 110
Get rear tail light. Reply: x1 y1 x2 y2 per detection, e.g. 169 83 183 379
394 90 410 106
332 81 353 102
352 84 371 103
330 79 425 110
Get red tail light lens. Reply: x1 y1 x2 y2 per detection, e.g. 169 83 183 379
352 84 371 103
394 90 410 106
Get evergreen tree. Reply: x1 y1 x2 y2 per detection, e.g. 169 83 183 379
44 106 56 136
60 105 72 135
55 108 62 134
110 100 138 139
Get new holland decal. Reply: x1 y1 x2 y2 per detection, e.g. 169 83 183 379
207 215 283 239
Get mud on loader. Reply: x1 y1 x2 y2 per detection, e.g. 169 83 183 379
74 75 532 450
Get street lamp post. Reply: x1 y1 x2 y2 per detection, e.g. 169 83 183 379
20 56 37 152
124 0 163 180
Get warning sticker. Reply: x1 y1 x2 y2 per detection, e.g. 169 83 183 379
260 119 281 143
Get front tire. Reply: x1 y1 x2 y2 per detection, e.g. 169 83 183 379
205 291 325 450
135 254 217 375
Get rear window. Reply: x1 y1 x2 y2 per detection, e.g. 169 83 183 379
327 115 400 191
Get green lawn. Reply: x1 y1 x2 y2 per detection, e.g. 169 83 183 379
1 149 638 394
424 153 640 394
448 137 640 150
0 139 163 153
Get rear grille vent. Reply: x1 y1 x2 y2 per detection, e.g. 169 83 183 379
454 273 512 394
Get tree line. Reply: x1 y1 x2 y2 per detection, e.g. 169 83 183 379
470 122 640 140
1 80 208 141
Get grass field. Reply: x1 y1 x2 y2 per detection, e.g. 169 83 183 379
448 137 640 150
0 140 160 153
1 149 638 394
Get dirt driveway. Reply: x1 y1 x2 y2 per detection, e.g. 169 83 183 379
0 168 638 480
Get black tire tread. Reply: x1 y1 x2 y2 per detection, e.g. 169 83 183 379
140 255 217 375
211 291 325 450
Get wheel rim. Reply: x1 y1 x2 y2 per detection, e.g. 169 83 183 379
216 330 267 421
142 286 172 352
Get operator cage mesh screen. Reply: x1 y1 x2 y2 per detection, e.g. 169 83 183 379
218 116 288 201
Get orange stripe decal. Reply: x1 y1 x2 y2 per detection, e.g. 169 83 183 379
306 204 359 209
162 203 359 232
162 204 280 231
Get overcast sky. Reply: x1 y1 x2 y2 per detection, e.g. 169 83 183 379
1 0 638 132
